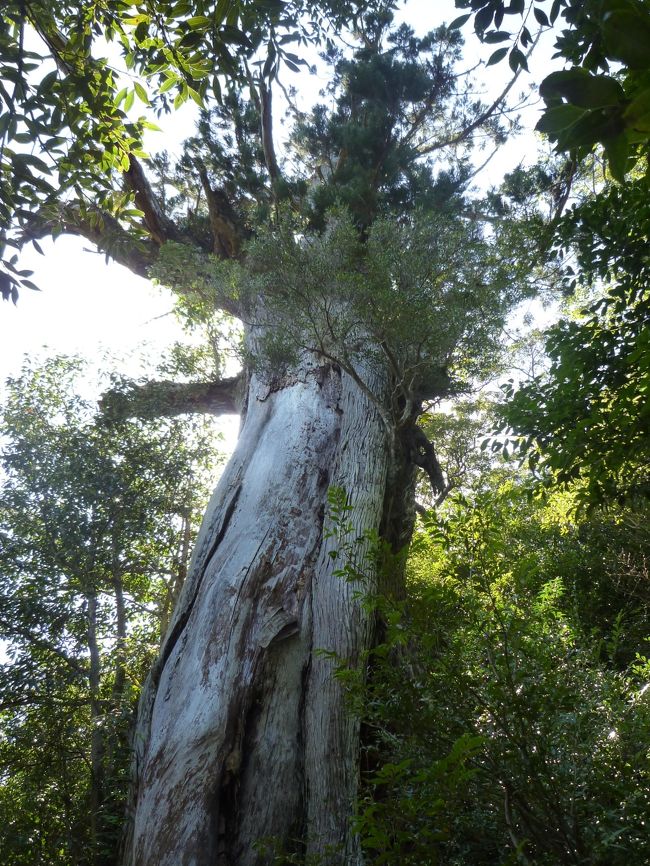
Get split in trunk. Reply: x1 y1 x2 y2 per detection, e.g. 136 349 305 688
123 342 423 865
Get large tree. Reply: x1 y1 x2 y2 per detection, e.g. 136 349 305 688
2 3 535 863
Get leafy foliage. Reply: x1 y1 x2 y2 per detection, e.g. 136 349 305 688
151 11 516 251
150 10 538 435
352 481 650 865
288 20 495 230
453 0 650 180
237 209 527 409
0 0 375 300
0 356 218 865
500 179 650 507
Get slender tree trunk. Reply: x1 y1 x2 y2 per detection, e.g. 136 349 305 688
111 571 128 708
160 508 193 638
124 351 415 866
87 588 105 860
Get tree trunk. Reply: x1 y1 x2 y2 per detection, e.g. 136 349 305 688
124 351 415 866
87 588 105 861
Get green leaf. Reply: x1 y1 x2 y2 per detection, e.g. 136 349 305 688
187 86 205 108
178 30 203 48
19 278 41 291
533 7 549 26
134 82 149 105
220 25 253 48
159 75 178 94
624 88 650 133
540 69 625 109
187 15 211 29
12 152 51 173
536 104 585 135
215 0 231 25
560 107 624 149
487 46 509 66
484 30 511 43
604 133 630 182
475 6 494 34
37 70 58 95
602 9 650 69
509 46 528 72
449 13 471 29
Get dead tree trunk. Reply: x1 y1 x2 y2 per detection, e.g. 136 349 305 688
124 349 415 866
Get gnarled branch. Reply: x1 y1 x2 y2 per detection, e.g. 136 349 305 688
126 157 184 247
100 375 243 420
410 424 445 496
259 79 281 184
198 167 244 259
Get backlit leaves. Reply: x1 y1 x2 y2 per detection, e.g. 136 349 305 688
453 0 650 181
0 0 374 302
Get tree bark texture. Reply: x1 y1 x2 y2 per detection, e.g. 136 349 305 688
125 351 412 866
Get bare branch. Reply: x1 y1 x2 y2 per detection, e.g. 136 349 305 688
198 167 244 259
410 425 446 496
259 80 281 184
417 32 541 157
275 74 306 124
125 157 184 247
465 143 500 183
100 375 244 420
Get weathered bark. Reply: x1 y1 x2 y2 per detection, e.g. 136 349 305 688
123 347 416 866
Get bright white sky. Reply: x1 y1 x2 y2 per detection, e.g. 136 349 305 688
0 0 559 388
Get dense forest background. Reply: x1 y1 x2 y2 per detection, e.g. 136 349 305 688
1 0 650 864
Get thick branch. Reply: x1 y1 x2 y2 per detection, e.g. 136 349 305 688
25 5 76 74
198 168 244 259
126 157 183 246
259 80 281 183
22 204 157 277
410 424 445 495
100 375 243 420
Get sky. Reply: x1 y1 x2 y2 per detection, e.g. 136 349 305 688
0 0 559 389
